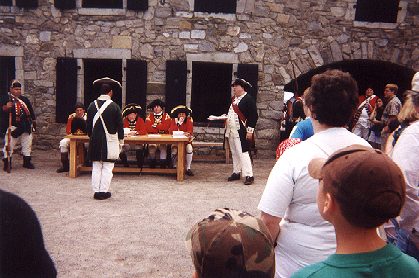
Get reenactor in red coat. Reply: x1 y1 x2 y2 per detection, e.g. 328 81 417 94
119 103 147 167
168 105 194 176
145 99 171 168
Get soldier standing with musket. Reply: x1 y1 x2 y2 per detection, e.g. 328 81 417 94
1 80 36 172
226 78 258 185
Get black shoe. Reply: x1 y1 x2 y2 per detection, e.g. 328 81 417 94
93 192 102 200
23 156 35 169
185 169 194 176
94 192 112 200
3 158 11 173
102 192 111 200
227 173 241 182
244 176 255 185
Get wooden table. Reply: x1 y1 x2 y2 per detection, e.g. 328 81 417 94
66 134 190 181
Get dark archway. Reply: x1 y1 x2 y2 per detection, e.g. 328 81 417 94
284 60 415 101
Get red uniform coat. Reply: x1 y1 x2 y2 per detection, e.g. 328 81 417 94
66 113 87 135
123 117 147 135
168 117 193 135
145 113 171 134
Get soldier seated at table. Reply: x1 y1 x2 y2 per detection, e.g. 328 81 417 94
168 105 194 176
57 102 88 173
119 103 147 168
145 99 171 168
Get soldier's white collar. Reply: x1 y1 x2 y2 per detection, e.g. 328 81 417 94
98 95 111 101
233 92 247 104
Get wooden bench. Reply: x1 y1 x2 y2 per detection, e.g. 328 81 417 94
193 139 230 164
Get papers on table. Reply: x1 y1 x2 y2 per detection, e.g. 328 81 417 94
147 134 162 137
208 114 228 121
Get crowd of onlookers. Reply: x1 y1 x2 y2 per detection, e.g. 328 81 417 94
1 70 418 277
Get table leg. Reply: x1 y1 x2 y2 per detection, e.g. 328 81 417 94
177 142 185 182
69 140 77 178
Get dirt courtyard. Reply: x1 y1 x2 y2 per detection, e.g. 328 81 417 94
0 150 276 278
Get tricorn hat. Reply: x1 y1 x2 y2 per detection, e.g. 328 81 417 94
147 99 166 110
122 103 142 118
74 102 85 111
231 78 252 89
93 77 122 96
170 105 192 118
11 80 22 88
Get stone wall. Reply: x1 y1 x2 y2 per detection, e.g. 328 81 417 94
0 0 417 157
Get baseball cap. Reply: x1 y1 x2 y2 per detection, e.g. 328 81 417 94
308 145 405 228
186 208 275 278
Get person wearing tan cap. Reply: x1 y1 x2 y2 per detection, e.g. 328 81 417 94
186 208 275 278
258 70 371 277
292 145 418 277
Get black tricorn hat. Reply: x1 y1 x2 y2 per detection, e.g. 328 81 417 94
147 99 166 110
11 80 22 88
122 103 142 118
71 117 87 135
93 77 122 95
74 102 85 111
170 105 192 118
231 78 252 89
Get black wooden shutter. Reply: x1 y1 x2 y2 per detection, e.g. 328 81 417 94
165 61 187 113
54 0 76 9
194 0 236 13
126 60 147 117
15 0 38 8
56 57 77 123
0 56 15 98
237 64 258 101
127 0 148 11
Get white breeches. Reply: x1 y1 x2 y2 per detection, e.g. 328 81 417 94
171 144 193 170
148 144 167 160
228 133 253 177
59 138 88 153
3 131 32 158
91 161 114 192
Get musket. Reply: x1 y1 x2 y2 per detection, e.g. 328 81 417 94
5 100 12 173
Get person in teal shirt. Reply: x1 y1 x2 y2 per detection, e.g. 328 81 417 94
292 145 419 278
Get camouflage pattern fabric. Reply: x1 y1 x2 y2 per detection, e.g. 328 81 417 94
186 208 275 278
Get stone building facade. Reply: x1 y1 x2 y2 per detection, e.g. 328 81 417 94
0 0 418 157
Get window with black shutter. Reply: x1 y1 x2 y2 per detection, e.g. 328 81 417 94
56 58 78 123
127 0 148 11
194 0 236 14
126 60 147 117
82 0 122 9
0 56 15 98
355 0 400 23
165 61 187 114
191 62 232 123
237 64 258 101
54 0 76 10
15 0 38 8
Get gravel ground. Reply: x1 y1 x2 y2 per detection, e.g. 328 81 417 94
0 150 276 278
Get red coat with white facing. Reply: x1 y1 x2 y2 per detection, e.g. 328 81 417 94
145 113 171 134
123 117 147 135
169 117 193 135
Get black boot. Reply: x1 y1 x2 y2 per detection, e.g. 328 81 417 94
83 148 92 166
119 152 129 167
149 159 156 168
56 152 69 173
3 158 9 172
136 149 144 168
23 156 35 169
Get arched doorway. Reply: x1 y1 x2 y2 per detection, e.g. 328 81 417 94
284 60 415 101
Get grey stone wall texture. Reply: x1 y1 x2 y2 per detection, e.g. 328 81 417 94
0 0 418 157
